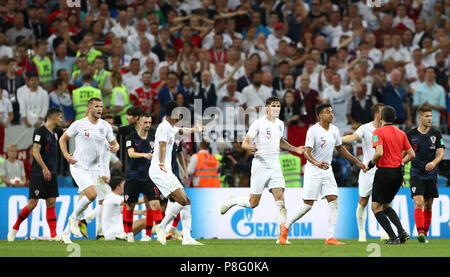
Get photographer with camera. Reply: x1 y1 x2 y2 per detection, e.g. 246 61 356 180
219 139 254 188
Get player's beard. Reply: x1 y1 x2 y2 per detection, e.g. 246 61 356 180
270 107 280 119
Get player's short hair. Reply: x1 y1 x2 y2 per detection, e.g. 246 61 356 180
381 105 396 123
45 107 62 120
6 144 17 151
425 67 436 74
200 140 210 150
109 176 124 191
266 96 281 106
417 105 432 115
165 101 179 119
371 103 384 118
140 112 152 119
316 103 332 115
88 97 102 106
126 106 144 117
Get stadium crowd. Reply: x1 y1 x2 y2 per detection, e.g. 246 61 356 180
0 0 449 188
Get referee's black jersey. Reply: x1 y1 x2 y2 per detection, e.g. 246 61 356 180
30 126 63 175
125 130 155 181
407 127 444 180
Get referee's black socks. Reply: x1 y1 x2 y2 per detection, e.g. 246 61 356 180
375 211 397 239
384 207 405 234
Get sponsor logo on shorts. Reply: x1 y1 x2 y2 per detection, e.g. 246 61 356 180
411 187 416 193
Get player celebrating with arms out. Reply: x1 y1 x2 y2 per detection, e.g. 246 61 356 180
279 104 368 245
220 96 305 244
59 97 119 243
8 108 63 242
151 101 205 246
341 103 385 242
407 105 444 243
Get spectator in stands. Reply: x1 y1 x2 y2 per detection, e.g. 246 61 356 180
280 90 300 127
158 71 184 120
187 140 220 187
380 69 413 127
0 144 26 187
17 72 49 128
412 67 446 127
0 58 25 125
434 52 449 91
132 37 160 69
49 79 74 126
294 73 321 126
32 40 52 91
346 81 378 129
52 39 76 81
191 70 219 113
5 12 34 46
130 71 159 118
123 58 143 94
241 70 271 110
25 5 51 41
0 87 13 127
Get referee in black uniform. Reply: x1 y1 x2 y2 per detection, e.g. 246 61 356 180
8 108 63 241
367 106 416 244
407 105 444 243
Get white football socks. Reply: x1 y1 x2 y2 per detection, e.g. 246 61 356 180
160 201 183 230
286 203 312 229
231 197 251 208
85 203 101 224
356 203 367 235
275 200 287 226
73 196 92 220
327 200 338 240
180 205 192 240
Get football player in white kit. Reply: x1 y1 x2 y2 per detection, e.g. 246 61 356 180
150 101 205 246
341 103 385 242
220 96 305 244
59 97 120 243
279 104 367 245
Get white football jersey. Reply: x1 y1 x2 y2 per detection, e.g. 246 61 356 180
66 118 115 170
102 193 123 238
247 116 284 168
355 121 377 173
305 123 341 167
150 120 180 173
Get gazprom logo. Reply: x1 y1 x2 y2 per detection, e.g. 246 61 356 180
231 208 313 238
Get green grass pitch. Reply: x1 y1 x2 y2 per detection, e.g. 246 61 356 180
1 238 450 257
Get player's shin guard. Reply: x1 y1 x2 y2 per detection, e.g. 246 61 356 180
13 206 31 230
414 209 425 234
180 205 192 239
423 210 432 235
146 209 153 236
327 200 338 240
46 207 57 237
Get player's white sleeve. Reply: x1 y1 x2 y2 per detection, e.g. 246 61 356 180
334 127 342 147
99 142 111 178
247 119 259 139
354 125 364 140
66 120 79 138
105 122 115 143
305 127 315 148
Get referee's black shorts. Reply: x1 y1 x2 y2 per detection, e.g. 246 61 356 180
372 167 403 204
29 174 59 199
124 178 160 204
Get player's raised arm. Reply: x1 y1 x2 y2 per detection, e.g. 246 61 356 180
280 138 305 155
179 120 205 135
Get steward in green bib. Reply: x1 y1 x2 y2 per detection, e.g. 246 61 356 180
93 56 111 91
279 152 302 187
32 40 52 88
72 74 102 120
103 71 131 125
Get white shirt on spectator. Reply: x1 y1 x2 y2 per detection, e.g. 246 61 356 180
125 32 156 56
266 34 291 56
202 31 233 50
17 85 49 126
369 47 383 64
393 16 415 32
132 51 160 69
0 45 13 59
405 62 422 81
111 23 136 39
241 84 272 108
123 72 143 94
0 92 12 125
383 47 411 63
323 85 353 126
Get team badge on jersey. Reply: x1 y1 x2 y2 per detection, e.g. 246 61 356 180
35 190 39 196
99 128 105 135
150 141 154 148
430 136 436 144
411 187 416 193
124 195 129 201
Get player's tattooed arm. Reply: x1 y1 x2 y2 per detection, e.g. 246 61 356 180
242 135 257 153
280 138 305 155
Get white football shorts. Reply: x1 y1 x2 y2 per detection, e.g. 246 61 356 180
149 167 183 198
250 164 285 195
358 169 375 198
302 165 338 201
